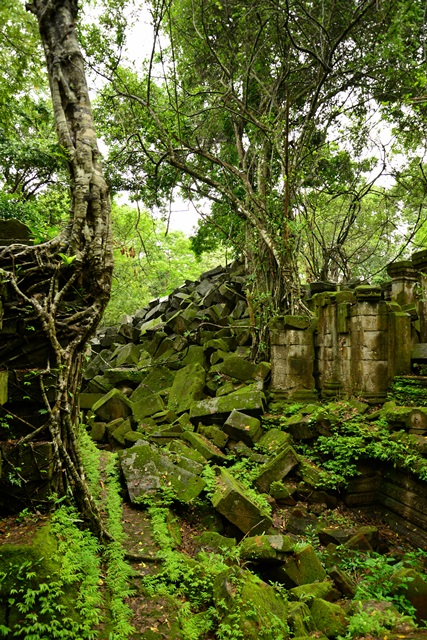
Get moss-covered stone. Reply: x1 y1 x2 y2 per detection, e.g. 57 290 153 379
223 409 262 446
194 531 236 552
213 567 289 640
273 544 327 588
130 366 175 403
309 598 348 638
110 418 132 446
182 431 228 463
132 393 165 422
254 445 299 493
257 428 292 453
211 468 273 535
289 580 339 603
168 440 207 464
119 442 206 503
92 388 133 422
390 567 427 623
213 355 257 381
198 425 229 448
167 363 206 414
190 386 265 419
239 533 293 561
287 601 316 636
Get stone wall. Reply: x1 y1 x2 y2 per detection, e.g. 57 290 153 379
270 253 427 403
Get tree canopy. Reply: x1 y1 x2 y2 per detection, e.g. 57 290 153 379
90 0 427 331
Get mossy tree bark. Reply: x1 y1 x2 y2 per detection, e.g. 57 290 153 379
0 0 114 538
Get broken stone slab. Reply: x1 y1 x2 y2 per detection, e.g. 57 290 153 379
317 527 354 546
167 363 206 414
211 467 273 535
190 386 266 421
194 531 236 553
92 388 133 422
130 366 175 403
213 355 257 381
287 602 316 637
114 342 142 367
167 451 205 476
79 392 104 410
212 567 289 640
83 349 115 380
327 567 356 598
109 418 132 447
289 581 340 604
254 445 299 493
181 345 207 368
227 441 268 463
222 410 263 447
100 368 149 387
286 506 318 535
238 533 294 562
309 598 348 638
182 431 228 463
132 393 165 422
119 442 206 504
168 440 207 465
284 413 317 440
269 481 297 505
384 406 427 432
296 458 323 487
197 425 229 449
253 361 271 383
203 338 230 354
90 422 106 442
268 544 327 588
256 428 292 453
124 431 146 446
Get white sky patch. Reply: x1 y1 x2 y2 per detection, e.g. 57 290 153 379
83 1 200 235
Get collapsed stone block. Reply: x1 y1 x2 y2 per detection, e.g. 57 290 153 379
211 467 273 535
309 598 348 638
213 355 256 381
254 445 299 493
223 409 262 446
182 431 227 463
213 567 289 640
167 363 206 414
92 388 133 422
269 544 327 588
130 365 175 403
132 393 165 422
190 386 265 420
119 442 206 504
257 428 292 453
239 533 293 562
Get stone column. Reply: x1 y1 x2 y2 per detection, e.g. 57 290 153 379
412 250 427 342
314 290 355 399
349 286 389 403
386 260 419 307
270 315 317 401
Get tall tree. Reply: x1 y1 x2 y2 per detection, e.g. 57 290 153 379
0 0 113 536
93 0 426 336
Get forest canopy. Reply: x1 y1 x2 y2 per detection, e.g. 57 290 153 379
2 0 427 323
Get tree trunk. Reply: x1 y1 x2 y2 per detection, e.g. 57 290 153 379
0 0 113 538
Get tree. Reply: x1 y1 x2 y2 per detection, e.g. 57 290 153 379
104 202 227 324
0 0 113 537
93 0 427 336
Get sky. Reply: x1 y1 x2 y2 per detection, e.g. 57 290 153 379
84 2 201 236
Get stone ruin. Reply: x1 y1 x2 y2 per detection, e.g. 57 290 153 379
271 252 427 404
0 221 427 544
2 223 427 634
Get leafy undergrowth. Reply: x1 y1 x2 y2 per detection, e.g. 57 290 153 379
3 402 427 639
